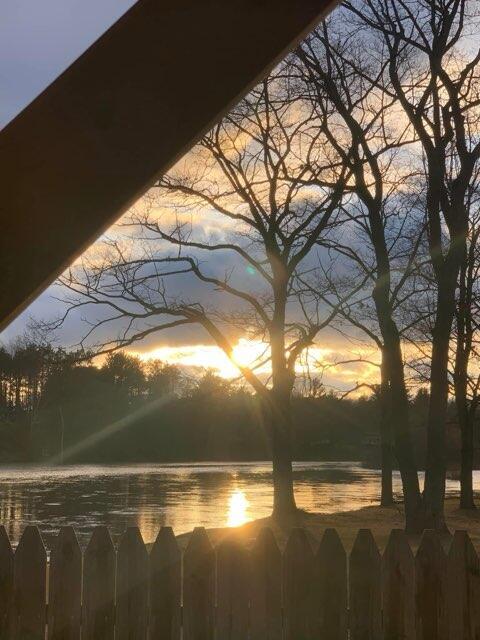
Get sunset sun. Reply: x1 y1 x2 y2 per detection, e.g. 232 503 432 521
134 338 336 380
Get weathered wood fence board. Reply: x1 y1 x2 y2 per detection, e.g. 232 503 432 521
317 527 348 640
216 537 250 639
382 528 415 640
82 526 116 640
283 527 315 639
415 529 448 640
249 527 282 640
3 523 480 637
447 529 480 640
0 526 13 640
349 528 382 640
183 527 215 640
116 527 148 640
12 525 46 640
48 526 81 640
149 526 181 640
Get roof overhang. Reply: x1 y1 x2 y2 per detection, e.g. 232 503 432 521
0 0 339 330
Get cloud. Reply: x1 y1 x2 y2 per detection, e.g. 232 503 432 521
129 336 381 395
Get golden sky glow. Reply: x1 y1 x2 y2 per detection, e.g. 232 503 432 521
134 338 334 379
130 337 381 394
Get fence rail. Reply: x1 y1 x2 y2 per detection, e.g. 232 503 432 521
0 524 477 639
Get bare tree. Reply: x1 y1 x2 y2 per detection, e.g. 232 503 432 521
315 324 395 507
57 68 356 519
293 17 428 531
343 0 480 530
453 177 480 508
403 171 480 512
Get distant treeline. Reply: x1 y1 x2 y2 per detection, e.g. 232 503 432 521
0 339 462 465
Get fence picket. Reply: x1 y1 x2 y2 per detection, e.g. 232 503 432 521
0 527 13 640
284 527 315 640
316 528 348 640
382 529 415 640
82 526 115 640
5 523 480 638
116 527 148 640
216 536 249 639
149 526 181 639
249 528 282 640
48 526 81 640
415 529 448 640
349 529 381 640
447 530 480 640
12 526 47 640
183 527 215 640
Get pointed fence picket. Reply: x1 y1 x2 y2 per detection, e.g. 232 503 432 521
317 527 348 640
183 527 215 640
283 527 315 639
82 526 116 640
447 529 480 640
115 527 148 640
1 523 480 637
149 526 181 640
48 526 82 640
12 525 46 640
382 528 415 640
216 536 250 639
349 528 382 640
415 529 448 640
249 527 282 640
0 526 13 640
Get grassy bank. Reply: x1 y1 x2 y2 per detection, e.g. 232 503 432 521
177 496 480 552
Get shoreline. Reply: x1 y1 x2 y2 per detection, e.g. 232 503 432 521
177 496 480 552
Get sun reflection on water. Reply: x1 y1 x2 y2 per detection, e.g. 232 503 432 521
2 462 472 549
227 489 250 527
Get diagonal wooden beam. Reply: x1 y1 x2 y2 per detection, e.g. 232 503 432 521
0 0 338 330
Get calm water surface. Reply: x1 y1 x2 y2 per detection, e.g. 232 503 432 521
0 461 469 548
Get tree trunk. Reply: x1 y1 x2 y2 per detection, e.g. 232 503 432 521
424 259 460 530
387 348 425 533
460 410 475 509
271 416 297 518
262 391 297 519
373 290 424 532
379 356 394 506
423 327 450 529
454 350 475 510
380 433 394 507
266 275 298 520
454 248 476 510
377 335 423 532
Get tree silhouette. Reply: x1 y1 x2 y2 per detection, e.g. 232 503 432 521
57 64 360 518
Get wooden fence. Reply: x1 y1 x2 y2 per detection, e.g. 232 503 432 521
0 524 478 639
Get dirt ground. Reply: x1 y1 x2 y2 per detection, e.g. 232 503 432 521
176 496 480 553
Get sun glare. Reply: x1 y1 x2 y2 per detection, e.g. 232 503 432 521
133 338 335 380
135 338 269 378
136 344 236 377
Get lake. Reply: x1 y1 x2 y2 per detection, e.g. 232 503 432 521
0 461 470 548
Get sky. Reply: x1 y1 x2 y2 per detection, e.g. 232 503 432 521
0 1 378 392
0 0 136 129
